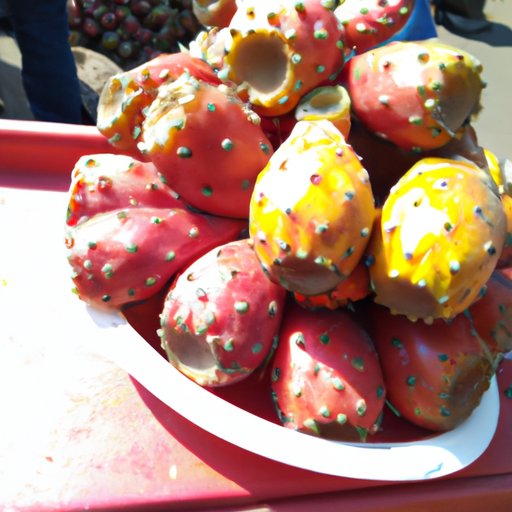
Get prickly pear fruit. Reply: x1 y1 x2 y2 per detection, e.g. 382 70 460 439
348 120 490 207
346 40 485 151
467 270 512 357
66 206 246 309
159 239 287 386
295 84 352 139
66 153 181 227
293 259 371 310
142 74 274 219
271 300 386 441
192 0 238 28
367 302 495 432
366 157 507 322
334 0 415 55
223 0 346 116
97 52 220 158
485 148 512 268
250 119 375 296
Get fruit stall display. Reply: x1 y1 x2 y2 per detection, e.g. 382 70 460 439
64 0 512 444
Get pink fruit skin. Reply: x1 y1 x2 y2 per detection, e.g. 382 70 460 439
142 76 274 219
160 239 287 386
224 0 346 117
66 153 182 227
334 0 415 55
271 300 386 440
97 52 221 158
66 206 246 309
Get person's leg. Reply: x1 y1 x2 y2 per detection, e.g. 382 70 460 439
6 0 83 123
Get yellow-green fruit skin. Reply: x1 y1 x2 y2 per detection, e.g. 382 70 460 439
249 120 375 296
367 157 507 321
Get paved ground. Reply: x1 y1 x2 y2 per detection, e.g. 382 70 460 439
0 2 511 158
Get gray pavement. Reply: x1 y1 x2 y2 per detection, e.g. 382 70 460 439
0 2 511 158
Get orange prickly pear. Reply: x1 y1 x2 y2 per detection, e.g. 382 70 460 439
97 52 220 158
250 119 376 296
365 157 507 322
293 259 371 310
222 0 346 116
484 148 512 268
159 239 287 387
334 0 415 55
141 74 273 219
346 40 486 152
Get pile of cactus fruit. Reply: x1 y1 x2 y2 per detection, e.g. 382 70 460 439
67 0 204 69
64 0 512 443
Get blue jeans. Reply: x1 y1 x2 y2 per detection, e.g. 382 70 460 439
6 0 83 123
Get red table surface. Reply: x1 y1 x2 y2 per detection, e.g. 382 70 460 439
1 119 512 512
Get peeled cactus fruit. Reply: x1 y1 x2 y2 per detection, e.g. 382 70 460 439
66 206 246 309
346 39 485 151
250 119 375 296
334 0 415 55
271 300 386 441
159 239 287 386
366 157 507 321
142 74 274 219
66 153 181 227
223 0 346 116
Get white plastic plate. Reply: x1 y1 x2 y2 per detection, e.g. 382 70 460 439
84 304 500 481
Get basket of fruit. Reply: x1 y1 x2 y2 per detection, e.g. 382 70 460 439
62 0 512 480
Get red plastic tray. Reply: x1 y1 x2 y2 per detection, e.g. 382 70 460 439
1 120 512 511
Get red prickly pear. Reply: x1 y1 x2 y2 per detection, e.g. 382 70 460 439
467 270 512 357
222 0 346 116
142 74 274 219
250 119 376 296
66 153 182 228
367 302 495 432
66 207 246 309
293 259 371 310
365 158 507 322
159 239 287 387
346 40 486 151
271 300 386 441
97 52 220 158
334 0 415 55
192 0 238 28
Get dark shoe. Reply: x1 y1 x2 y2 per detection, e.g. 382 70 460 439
0 96 5 114
435 8 492 34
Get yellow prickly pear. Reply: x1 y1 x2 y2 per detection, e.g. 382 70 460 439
249 119 376 296
366 157 507 322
